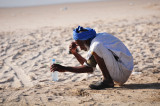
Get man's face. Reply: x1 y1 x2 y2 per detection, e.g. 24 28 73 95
75 40 88 51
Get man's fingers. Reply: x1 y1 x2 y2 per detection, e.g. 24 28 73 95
50 64 58 72
69 42 78 54
71 42 77 48
50 64 66 73
50 66 55 72
51 64 61 71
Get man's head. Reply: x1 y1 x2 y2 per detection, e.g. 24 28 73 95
73 26 96 41
73 26 96 51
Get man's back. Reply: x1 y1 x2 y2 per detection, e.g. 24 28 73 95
89 32 134 71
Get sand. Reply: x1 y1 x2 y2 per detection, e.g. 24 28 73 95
0 0 160 105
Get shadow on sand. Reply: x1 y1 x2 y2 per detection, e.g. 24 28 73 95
121 83 160 89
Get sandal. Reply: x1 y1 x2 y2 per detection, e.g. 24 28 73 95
89 81 114 90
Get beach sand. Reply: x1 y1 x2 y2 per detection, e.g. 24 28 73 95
0 0 160 105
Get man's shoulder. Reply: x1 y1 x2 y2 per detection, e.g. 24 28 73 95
96 32 109 36
95 32 115 39
92 32 112 43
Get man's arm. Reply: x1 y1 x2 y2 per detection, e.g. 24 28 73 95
72 52 86 65
65 65 93 73
69 42 86 65
51 64 94 73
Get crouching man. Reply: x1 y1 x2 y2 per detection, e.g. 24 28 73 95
50 26 134 90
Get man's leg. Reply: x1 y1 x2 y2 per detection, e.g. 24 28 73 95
89 52 114 89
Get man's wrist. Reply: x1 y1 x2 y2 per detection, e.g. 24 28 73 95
72 51 78 55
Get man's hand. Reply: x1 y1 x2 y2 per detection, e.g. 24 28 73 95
69 42 77 54
50 64 66 72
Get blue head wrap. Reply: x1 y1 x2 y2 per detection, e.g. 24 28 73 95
73 26 96 40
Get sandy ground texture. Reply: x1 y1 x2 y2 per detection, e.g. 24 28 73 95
0 0 160 106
